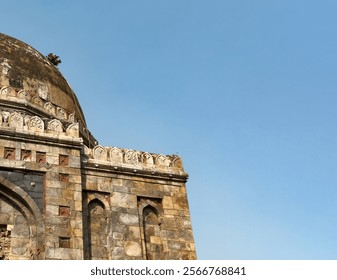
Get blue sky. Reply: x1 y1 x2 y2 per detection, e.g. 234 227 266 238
2 0 337 259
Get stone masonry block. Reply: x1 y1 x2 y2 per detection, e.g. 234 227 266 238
124 241 142 257
110 192 137 209
46 204 59 216
118 213 139 226
162 196 174 209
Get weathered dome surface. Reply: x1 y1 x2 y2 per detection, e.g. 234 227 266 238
0 33 86 127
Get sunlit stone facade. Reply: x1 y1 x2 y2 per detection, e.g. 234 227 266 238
0 33 196 260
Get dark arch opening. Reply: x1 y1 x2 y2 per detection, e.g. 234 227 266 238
87 199 107 260
0 176 44 259
143 205 163 260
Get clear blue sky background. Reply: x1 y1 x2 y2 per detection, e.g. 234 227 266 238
2 0 337 259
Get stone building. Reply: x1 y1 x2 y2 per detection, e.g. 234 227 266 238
0 33 196 260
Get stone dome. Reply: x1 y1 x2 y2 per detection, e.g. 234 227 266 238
0 33 86 128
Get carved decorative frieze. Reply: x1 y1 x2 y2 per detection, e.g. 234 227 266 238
0 86 80 127
28 116 44 132
17 90 31 100
8 112 24 129
0 86 185 172
93 145 107 161
0 110 83 139
1 86 15 97
47 119 63 133
155 154 170 167
170 156 183 170
66 123 79 137
109 147 123 164
69 113 75 123
57 108 67 120
84 146 185 171
141 152 154 165
124 149 139 165
32 96 44 107
44 102 56 115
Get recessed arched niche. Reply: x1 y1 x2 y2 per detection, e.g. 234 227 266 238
87 198 108 260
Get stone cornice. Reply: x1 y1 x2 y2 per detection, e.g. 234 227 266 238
0 126 83 149
82 160 189 183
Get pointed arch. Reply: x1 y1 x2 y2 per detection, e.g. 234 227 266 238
0 176 44 259
138 198 164 260
142 205 163 260
84 194 110 260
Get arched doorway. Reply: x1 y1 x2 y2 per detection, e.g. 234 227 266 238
0 176 44 259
